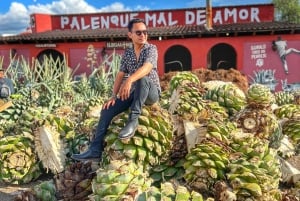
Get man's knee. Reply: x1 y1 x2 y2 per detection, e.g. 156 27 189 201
137 77 150 87
139 77 150 83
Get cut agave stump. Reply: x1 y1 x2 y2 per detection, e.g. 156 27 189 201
0 135 43 184
0 100 12 112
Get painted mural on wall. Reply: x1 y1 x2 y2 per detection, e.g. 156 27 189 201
243 37 300 92
0 49 30 70
70 44 124 75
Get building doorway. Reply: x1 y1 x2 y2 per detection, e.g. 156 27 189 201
208 43 237 70
36 49 65 79
164 45 192 73
37 49 64 65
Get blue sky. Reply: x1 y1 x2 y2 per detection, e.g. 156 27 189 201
0 0 272 35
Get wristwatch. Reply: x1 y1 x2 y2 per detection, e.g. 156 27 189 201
112 93 118 99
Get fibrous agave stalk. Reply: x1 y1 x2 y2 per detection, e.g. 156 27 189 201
33 124 66 173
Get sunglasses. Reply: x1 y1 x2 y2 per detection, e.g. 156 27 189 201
133 30 148 36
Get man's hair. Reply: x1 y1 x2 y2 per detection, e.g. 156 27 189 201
128 18 146 32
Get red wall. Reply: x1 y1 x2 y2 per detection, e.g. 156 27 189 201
1 34 299 73
31 14 53 33
151 34 300 74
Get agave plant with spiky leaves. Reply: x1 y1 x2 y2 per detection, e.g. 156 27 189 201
104 104 174 170
274 91 295 106
247 83 275 108
15 179 57 201
0 133 43 184
233 83 282 148
90 159 152 201
273 104 300 119
170 70 200 87
33 180 57 201
228 132 282 201
137 181 205 201
183 139 231 196
205 82 246 116
168 81 207 122
89 50 121 98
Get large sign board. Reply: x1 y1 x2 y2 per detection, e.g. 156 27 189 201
46 4 274 31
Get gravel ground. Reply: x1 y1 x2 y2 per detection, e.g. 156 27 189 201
0 173 54 201
0 182 35 201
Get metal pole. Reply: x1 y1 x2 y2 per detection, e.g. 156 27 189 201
206 0 212 30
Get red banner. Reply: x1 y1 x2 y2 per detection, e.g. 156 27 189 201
48 4 274 31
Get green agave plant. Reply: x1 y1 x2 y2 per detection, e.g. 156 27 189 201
2 50 121 111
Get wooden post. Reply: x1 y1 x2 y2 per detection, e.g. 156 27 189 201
0 101 13 112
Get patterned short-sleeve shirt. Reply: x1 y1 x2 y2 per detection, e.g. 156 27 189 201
120 43 161 93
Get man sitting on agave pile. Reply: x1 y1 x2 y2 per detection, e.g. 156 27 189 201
72 18 161 161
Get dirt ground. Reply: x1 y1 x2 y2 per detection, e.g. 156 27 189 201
0 181 37 201
287 155 300 169
0 173 54 201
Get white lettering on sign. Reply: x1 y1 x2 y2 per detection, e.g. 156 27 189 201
239 9 249 20
61 16 69 29
91 17 100 29
214 7 260 24
35 44 56 48
250 44 267 67
145 13 156 26
106 41 132 49
59 7 263 30
185 10 206 25
251 8 260 22
157 12 177 26
224 8 237 23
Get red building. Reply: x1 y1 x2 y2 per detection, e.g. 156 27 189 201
0 3 300 91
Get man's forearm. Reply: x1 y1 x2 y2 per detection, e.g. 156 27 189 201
112 72 125 96
128 63 152 83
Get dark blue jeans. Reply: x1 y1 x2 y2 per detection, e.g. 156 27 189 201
89 76 160 154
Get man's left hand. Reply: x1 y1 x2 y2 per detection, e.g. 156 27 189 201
119 77 133 100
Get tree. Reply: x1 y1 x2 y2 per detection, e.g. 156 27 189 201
272 0 300 23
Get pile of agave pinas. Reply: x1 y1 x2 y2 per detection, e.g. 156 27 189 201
1 55 300 201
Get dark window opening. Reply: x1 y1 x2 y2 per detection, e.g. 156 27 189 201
164 45 192 73
208 43 237 70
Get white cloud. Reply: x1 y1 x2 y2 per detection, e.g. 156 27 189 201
0 0 133 35
134 5 150 11
28 0 98 14
0 2 29 35
98 2 131 12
